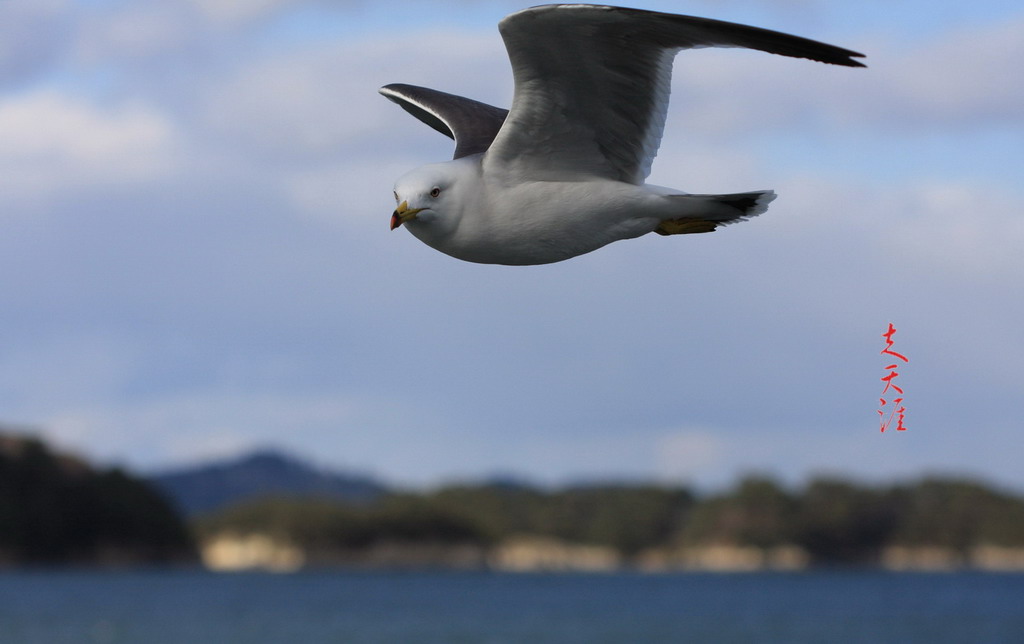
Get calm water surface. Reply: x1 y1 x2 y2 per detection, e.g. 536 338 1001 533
1 570 1022 643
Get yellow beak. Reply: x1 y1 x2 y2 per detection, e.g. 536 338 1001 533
390 201 423 230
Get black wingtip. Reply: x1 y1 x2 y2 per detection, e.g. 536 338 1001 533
833 51 867 68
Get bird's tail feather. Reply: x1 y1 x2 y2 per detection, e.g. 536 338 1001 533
655 190 776 235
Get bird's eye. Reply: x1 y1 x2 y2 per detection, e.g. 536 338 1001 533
393 191 399 203
430 187 441 198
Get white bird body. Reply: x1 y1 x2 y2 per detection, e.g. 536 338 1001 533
398 157 677 265
382 4 864 265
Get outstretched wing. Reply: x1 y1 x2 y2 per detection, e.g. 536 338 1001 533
485 5 865 183
379 83 509 160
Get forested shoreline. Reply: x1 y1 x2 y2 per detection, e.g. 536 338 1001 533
0 434 195 566
5 432 1024 571
196 476 1024 571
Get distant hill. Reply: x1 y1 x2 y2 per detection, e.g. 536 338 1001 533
0 432 196 566
149 449 388 517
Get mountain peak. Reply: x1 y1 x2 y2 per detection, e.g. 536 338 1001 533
149 448 388 517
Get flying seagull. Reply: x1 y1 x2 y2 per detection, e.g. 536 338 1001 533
381 4 864 265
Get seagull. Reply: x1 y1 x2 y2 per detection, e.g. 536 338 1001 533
381 4 864 265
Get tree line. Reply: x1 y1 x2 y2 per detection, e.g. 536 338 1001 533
0 435 195 565
6 429 1024 567
197 475 1024 565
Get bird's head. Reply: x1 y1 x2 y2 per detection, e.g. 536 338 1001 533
391 164 450 231
390 160 476 239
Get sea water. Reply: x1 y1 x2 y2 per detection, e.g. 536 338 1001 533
1 570 1022 643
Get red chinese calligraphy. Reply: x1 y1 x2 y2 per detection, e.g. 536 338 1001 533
878 323 908 432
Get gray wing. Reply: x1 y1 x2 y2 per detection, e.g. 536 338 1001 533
379 83 509 160
485 5 866 184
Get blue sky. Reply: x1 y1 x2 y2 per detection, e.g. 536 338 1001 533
2 0 1022 491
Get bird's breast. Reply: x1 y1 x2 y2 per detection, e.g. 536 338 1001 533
432 180 660 265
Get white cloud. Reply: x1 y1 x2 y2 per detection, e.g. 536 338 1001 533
198 30 505 162
656 429 727 483
879 182 1024 278
187 0 315 24
74 3 198 62
854 16 1024 128
284 159 408 225
659 14 1024 140
0 92 177 202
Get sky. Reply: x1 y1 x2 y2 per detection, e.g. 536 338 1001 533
1 0 1022 491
